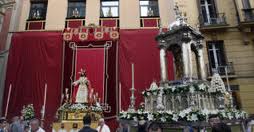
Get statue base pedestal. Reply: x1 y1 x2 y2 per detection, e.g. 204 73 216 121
52 103 103 131
52 121 98 131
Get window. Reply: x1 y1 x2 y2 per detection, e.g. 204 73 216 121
67 0 86 18
207 41 226 72
140 0 159 17
242 0 251 8
29 1 47 20
200 0 217 24
100 0 119 18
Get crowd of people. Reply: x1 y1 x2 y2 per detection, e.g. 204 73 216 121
1 114 254 132
0 116 44 132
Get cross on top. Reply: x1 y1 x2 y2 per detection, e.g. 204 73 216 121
174 3 188 25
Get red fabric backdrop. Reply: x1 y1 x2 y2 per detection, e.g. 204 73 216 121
74 48 105 102
119 29 174 111
3 32 63 131
3 29 175 131
63 41 118 130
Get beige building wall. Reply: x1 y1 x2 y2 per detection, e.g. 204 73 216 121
16 0 175 30
18 0 30 31
235 0 244 22
175 0 199 28
45 0 67 30
86 0 100 26
119 0 140 29
158 0 175 28
202 28 254 114
216 0 238 26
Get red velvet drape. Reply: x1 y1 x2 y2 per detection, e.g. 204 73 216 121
119 29 174 111
63 40 118 130
74 48 105 102
3 32 63 131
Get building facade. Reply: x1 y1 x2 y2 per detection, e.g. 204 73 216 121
1 0 254 116
0 0 22 116
175 0 254 113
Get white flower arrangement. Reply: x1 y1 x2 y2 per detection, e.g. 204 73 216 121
58 103 103 112
189 86 195 93
119 108 247 123
21 104 35 121
142 82 223 97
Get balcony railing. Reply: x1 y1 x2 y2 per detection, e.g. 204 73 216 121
65 18 85 28
206 62 235 77
199 13 228 28
140 17 160 28
26 20 46 30
242 8 254 22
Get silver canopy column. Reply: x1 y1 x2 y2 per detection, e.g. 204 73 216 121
156 27 204 82
196 42 207 80
181 43 190 79
159 40 168 82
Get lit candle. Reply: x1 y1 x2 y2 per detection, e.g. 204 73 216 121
65 88 68 95
42 84 47 116
5 84 12 117
43 84 47 107
132 63 135 88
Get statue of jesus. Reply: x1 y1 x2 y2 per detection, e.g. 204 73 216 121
73 68 90 103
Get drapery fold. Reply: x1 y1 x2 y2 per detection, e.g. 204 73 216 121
119 29 174 110
3 32 63 131
3 29 175 131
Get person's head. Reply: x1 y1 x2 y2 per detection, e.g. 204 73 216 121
30 118 40 131
138 120 147 132
0 118 4 128
98 118 105 127
209 114 221 127
72 123 78 129
24 126 30 132
12 116 19 123
83 115 92 125
211 123 231 132
0 118 7 128
61 123 65 129
80 72 86 77
148 122 162 132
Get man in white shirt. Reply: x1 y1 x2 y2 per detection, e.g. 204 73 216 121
30 119 45 132
96 118 110 132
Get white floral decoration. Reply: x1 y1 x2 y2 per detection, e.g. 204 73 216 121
147 113 154 121
199 84 206 90
160 117 167 122
172 113 179 121
190 114 198 121
210 73 226 93
189 86 195 93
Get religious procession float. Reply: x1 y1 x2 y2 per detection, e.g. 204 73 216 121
119 4 248 131
52 68 111 131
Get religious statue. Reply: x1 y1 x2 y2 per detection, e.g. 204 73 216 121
32 10 41 19
73 68 90 103
72 8 80 18
147 8 154 16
